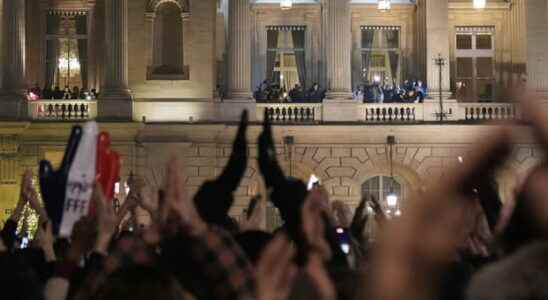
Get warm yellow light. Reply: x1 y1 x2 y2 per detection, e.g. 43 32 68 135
280 0 292 10
378 0 391 10
473 0 486 9
58 57 80 71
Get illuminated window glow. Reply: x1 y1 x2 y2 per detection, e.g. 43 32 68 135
473 0 486 9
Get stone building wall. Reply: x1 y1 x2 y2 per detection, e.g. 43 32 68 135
132 124 543 219
128 0 217 100
0 122 544 226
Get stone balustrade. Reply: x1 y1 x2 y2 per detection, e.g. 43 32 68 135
256 103 323 123
26 99 521 124
360 103 423 123
29 100 97 121
456 103 520 121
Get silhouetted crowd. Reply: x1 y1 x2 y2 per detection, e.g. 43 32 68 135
3 91 548 300
254 79 427 104
255 81 326 103
353 80 427 103
27 84 99 101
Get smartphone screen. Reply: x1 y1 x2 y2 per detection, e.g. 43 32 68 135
307 174 320 191
20 237 29 249
246 196 260 219
336 227 351 254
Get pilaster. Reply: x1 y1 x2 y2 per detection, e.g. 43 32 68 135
100 0 133 121
0 0 28 120
324 0 352 100
227 0 253 100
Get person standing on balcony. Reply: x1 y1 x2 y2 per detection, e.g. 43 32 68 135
353 85 365 102
53 86 63 99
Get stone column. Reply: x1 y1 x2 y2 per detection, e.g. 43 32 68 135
227 0 252 99
182 12 191 76
527 0 548 99
321 0 357 122
100 0 132 120
145 12 155 74
0 0 27 120
324 0 352 99
87 4 97 90
423 0 451 100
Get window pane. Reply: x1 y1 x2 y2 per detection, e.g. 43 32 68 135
381 176 401 203
457 57 473 77
476 34 492 50
283 53 296 67
46 14 61 35
457 34 472 49
267 30 279 49
75 15 87 35
385 30 399 48
277 31 291 49
477 79 493 100
362 176 380 200
291 30 305 50
362 28 400 49
476 57 493 78
362 29 375 48
371 54 386 68
388 51 399 82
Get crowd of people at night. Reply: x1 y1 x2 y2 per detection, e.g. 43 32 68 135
3 90 548 300
254 79 427 104
27 84 99 101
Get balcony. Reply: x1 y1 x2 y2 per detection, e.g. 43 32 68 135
29 100 97 121
26 98 520 124
255 101 520 124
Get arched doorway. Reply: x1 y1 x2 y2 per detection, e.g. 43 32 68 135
361 175 404 240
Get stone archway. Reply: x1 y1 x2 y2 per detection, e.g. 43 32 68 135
146 0 190 13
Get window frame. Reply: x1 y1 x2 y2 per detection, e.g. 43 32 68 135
266 26 306 89
44 11 89 90
454 27 496 102
359 26 402 85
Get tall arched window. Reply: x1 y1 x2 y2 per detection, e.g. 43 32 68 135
146 0 189 80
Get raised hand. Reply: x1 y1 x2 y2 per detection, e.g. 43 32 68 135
166 158 206 235
350 196 369 240
34 221 55 262
256 235 297 300
21 171 49 222
306 253 337 300
94 185 118 255
368 128 511 300
369 196 387 224
193 110 248 227
302 188 332 262
134 176 159 218
68 216 96 261
39 126 83 234
332 200 352 228
258 109 285 189
239 195 265 232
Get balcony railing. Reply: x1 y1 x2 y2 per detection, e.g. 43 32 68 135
256 103 322 123
29 100 97 121
360 103 423 123
25 99 519 124
457 103 519 121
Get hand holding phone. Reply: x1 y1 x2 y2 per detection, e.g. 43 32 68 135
246 195 261 219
